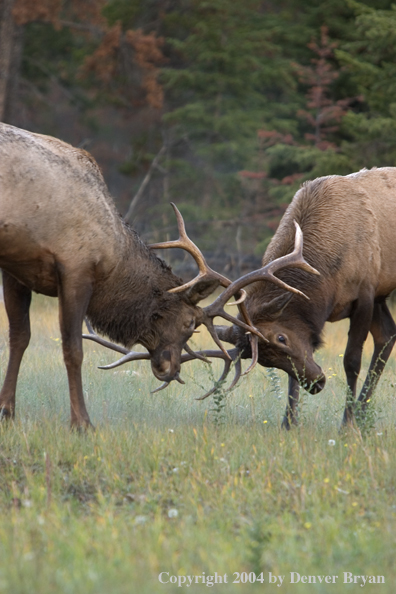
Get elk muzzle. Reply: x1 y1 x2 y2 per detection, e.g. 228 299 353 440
150 347 182 382
297 361 326 394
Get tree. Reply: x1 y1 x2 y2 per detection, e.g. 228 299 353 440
336 1 396 168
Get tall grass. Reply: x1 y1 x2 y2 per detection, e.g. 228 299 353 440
0 295 395 593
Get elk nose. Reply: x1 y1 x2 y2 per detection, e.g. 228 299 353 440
310 373 326 394
151 349 181 382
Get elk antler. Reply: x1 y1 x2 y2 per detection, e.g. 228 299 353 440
149 202 234 293
202 220 320 326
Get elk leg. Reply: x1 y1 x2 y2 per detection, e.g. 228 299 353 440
281 376 300 430
57 274 93 429
0 271 32 420
357 300 396 412
342 295 374 425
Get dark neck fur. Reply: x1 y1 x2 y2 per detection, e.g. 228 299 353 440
86 225 184 348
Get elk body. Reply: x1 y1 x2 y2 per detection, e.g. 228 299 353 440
218 168 396 427
0 123 314 428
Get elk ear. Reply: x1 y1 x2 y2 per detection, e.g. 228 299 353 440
184 278 221 305
258 293 293 321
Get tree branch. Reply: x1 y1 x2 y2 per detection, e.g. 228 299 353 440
124 145 167 224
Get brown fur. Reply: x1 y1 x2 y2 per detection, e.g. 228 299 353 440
0 123 214 428
221 168 396 427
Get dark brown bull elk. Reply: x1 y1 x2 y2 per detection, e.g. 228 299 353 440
216 168 396 428
0 123 313 428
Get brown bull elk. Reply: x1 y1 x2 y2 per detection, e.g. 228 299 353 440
0 123 313 428
216 167 396 428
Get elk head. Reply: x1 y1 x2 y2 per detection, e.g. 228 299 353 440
215 267 326 394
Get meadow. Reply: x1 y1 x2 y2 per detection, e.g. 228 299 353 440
0 294 395 593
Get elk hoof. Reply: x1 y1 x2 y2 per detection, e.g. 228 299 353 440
281 416 298 430
70 419 95 432
341 408 355 428
0 406 14 422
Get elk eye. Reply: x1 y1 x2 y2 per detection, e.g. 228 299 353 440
184 319 195 331
277 335 286 344
152 313 162 321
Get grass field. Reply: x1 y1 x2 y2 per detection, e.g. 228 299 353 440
0 294 395 593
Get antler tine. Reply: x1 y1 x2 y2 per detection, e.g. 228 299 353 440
203 318 233 359
184 343 212 363
225 289 247 306
151 382 169 394
148 202 232 294
202 308 266 342
242 334 259 376
228 357 243 391
194 349 240 401
97 351 151 370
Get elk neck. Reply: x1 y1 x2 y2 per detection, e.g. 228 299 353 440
86 224 185 348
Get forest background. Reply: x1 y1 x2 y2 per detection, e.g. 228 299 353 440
1 0 395 278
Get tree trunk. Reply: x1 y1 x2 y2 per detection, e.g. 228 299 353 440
0 0 23 123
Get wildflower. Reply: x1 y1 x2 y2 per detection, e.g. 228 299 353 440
328 439 336 446
304 522 312 529
134 515 147 525
168 509 178 518
324 478 330 483
263 420 268 424
168 429 174 433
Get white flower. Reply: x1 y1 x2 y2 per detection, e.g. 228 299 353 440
328 439 336 446
134 515 147 525
168 509 178 518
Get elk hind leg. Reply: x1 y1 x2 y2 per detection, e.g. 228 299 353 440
357 300 396 414
281 376 300 430
0 271 32 420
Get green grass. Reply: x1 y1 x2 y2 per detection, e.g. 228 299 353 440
0 295 395 593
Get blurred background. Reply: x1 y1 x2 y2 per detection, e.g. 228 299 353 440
1 0 395 278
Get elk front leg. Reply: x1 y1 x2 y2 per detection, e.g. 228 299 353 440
0 271 32 420
281 376 300 430
358 301 396 413
57 274 93 429
342 294 374 425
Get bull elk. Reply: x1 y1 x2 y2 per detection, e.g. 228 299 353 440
0 123 315 428
216 167 396 428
